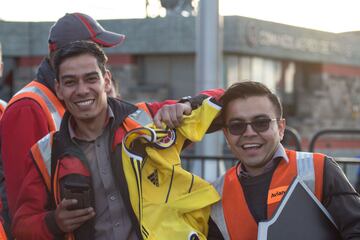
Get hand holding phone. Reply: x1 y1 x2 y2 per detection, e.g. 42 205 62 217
62 182 91 210
55 198 95 233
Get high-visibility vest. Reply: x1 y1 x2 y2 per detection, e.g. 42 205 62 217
211 150 325 240
8 81 65 131
30 102 155 240
0 99 7 119
0 222 7 240
122 97 221 240
31 102 152 193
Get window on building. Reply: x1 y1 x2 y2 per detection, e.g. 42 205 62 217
224 55 297 116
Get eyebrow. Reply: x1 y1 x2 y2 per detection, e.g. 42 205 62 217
60 71 100 80
229 114 271 122
85 71 100 77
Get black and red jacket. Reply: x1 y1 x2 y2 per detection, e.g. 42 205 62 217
13 90 224 240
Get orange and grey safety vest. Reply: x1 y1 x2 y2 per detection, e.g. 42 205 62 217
211 149 325 240
31 102 152 194
0 99 7 119
30 102 153 239
8 81 65 131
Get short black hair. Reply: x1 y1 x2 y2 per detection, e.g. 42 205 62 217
53 40 108 81
220 81 283 120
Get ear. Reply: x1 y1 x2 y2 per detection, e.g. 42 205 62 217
104 69 111 93
278 118 286 140
55 80 64 100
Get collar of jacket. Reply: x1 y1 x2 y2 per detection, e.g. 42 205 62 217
35 58 57 94
52 97 138 163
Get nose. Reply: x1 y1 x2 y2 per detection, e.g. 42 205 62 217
76 80 90 95
242 123 257 137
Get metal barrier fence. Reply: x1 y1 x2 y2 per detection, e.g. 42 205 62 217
181 155 360 179
308 129 360 152
282 126 302 151
308 128 360 185
181 128 360 182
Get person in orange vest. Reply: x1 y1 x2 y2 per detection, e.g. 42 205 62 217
11 40 223 240
0 13 214 239
0 14 124 227
207 81 360 240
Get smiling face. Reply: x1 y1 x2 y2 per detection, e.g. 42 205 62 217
55 53 111 123
223 95 285 176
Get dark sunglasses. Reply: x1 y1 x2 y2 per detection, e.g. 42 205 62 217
225 118 278 135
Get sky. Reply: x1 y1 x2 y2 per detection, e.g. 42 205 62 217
1 0 360 33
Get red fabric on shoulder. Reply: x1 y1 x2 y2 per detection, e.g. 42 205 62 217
0 98 49 217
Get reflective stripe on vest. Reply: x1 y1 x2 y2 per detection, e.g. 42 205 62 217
31 132 54 191
123 102 153 131
211 150 324 240
8 81 64 131
296 151 315 193
211 175 231 240
0 99 7 109
112 102 154 150
31 131 85 240
0 99 7 118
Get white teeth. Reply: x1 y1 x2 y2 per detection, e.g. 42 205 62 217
242 143 261 149
76 100 94 106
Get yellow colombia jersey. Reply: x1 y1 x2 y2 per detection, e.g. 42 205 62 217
122 97 222 240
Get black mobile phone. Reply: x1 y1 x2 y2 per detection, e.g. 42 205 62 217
62 182 91 210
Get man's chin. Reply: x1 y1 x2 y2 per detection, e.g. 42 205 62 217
73 114 96 122
246 157 270 168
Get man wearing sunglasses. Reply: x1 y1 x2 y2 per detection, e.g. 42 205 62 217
207 81 360 239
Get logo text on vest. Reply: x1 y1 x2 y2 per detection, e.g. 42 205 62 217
267 186 288 204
